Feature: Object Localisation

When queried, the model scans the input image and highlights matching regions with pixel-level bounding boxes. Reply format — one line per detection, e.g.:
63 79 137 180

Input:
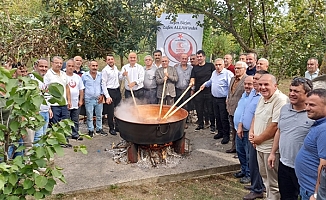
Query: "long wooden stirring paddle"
162 85 191 119
158 78 167 120
164 89 201 120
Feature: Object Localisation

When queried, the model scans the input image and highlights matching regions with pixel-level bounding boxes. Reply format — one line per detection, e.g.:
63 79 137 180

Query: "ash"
107 140 184 168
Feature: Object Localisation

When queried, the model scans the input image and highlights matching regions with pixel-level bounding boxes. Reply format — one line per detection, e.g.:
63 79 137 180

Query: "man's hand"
98 95 103 104
249 131 255 144
189 82 194 87
67 101 72 109
237 126 244 139
164 72 169 77
128 82 136 88
268 153 276 169
309 195 316 200
78 100 83 107
122 71 128 77
49 109 53 119
200 84 205 91
106 97 113 104
163 76 168 81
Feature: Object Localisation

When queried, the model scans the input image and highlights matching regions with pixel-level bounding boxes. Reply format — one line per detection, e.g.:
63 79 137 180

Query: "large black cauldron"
115 104 188 145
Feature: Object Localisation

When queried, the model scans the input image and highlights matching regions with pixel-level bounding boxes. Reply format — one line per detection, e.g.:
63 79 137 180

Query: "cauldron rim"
115 104 188 125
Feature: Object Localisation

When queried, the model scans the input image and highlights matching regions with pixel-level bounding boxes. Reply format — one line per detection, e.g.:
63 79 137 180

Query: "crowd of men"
1 49 325 200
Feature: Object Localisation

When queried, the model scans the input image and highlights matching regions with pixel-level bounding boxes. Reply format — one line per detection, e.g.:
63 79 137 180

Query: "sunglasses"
292 77 313 89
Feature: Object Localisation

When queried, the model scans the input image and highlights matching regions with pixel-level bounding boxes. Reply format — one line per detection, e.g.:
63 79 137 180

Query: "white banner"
156 13 204 66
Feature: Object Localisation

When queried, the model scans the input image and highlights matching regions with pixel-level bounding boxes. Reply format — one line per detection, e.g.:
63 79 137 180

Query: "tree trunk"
120 55 124 67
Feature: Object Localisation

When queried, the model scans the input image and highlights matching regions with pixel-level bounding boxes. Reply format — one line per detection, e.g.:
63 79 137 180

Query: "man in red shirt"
224 54 235 75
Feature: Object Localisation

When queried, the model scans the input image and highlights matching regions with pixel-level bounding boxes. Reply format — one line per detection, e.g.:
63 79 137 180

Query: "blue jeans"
236 130 250 177
8 138 24 159
300 187 313 200
85 98 103 131
68 108 80 138
34 111 49 146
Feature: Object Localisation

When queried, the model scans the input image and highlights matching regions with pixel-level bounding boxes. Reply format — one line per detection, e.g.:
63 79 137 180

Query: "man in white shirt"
44 56 72 147
66 59 85 140
305 58 319 80
120 52 145 100
30 58 52 146
102 55 121 135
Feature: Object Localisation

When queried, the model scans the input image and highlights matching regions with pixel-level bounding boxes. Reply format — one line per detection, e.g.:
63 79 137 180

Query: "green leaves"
35 175 48 188
8 173 18 186
23 179 33 189
48 83 64 98
9 121 20 132
0 174 5 190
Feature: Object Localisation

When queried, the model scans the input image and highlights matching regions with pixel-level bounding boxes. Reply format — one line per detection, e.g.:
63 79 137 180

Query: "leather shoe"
109 129 117 135
195 126 204 131
214 133 223 139
244 185 251 190
240 176 251 184
226 149 236 153
234 171 245 178
221 137 229 144
243 192 263 200
88 130 94 138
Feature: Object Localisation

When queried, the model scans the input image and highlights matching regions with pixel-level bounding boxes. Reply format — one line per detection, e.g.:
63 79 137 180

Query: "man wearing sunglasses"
268 77 314 200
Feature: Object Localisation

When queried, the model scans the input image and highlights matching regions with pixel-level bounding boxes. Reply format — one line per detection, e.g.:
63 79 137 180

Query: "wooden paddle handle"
162 85 191 119
165 89 201 119
125 71 137 108
159 79 167 118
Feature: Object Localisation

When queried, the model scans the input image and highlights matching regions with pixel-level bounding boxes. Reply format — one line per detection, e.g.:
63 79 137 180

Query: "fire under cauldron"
115 104 188 163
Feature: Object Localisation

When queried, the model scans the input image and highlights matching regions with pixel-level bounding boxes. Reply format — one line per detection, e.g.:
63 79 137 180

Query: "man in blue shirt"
233 76 254 184
295 88 326 200
82 61 107 137
200 58 233 142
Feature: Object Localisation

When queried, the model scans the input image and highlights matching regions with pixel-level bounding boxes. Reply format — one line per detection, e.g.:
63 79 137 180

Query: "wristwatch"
314 193 317 199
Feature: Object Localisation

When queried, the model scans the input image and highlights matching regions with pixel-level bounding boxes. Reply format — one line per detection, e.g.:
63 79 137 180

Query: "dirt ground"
50 173 249 200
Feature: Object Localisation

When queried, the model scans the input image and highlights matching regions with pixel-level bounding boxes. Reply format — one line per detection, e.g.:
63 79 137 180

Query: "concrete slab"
53 122 240 194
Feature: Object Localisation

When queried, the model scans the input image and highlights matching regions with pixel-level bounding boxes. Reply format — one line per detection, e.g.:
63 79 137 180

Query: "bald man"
224 54 235 75
120 52 145 100
249 74 288 199
73 56 84 76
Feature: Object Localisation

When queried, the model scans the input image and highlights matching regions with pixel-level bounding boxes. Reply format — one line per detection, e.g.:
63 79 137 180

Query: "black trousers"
248 140 264 194
194 92 214 127
212 97 229 136
278 161 299 200
104 88 121 129
125 88 144 100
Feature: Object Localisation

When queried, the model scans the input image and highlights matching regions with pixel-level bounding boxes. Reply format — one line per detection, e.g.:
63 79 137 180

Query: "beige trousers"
257 151 280 200
23 129 35 155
